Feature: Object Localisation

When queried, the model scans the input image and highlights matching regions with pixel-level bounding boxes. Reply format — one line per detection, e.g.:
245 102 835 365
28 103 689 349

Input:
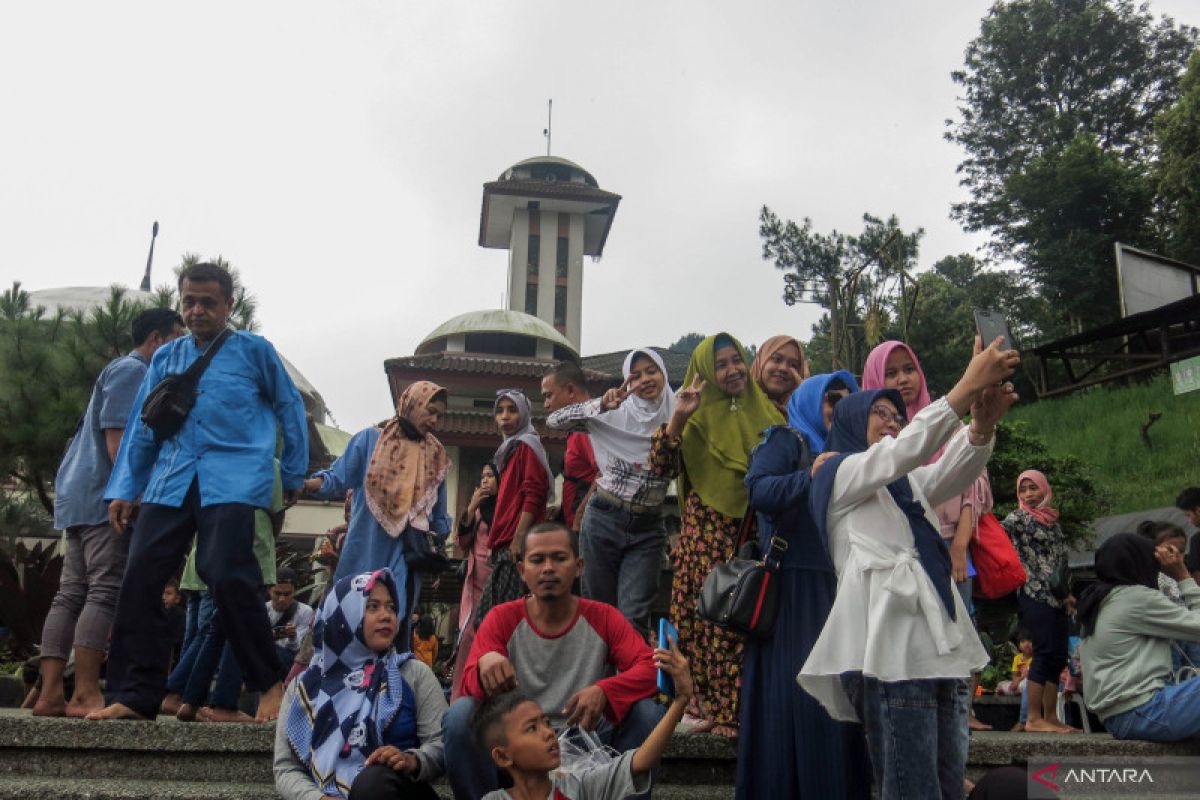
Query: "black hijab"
809 389 957 621
1077 532 1159 636
478 463 498 528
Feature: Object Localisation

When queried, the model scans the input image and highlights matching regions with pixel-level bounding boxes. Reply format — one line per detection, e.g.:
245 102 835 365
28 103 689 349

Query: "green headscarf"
678 333 785 518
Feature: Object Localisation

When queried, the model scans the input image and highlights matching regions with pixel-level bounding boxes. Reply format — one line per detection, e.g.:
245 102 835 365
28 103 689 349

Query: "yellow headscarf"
678 333 784 518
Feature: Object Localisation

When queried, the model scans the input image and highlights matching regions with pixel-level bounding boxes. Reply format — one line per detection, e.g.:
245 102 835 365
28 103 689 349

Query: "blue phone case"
657 618 678 697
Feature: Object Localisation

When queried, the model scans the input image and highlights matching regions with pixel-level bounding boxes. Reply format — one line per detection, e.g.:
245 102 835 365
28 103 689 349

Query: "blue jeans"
443 695 664 800
166 593 206 694
580 494 665 637
1104 679 1200 741
173 592 245 709
1019 681 1029 723
844 675 969 800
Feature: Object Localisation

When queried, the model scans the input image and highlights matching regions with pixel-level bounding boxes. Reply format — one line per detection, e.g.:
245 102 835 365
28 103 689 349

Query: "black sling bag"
140 328 231 443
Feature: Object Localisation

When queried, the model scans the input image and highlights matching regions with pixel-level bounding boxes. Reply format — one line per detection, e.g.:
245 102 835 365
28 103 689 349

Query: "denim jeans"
179 592 245 709
166 593 206 694
843 674 969 800
1019 681 1029 723
579 494 665 636
1104 679 1200 741
443 695 664 800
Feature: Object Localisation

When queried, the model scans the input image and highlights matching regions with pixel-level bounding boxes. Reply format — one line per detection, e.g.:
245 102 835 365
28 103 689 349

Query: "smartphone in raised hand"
657 618 679 698
973 308 1015 352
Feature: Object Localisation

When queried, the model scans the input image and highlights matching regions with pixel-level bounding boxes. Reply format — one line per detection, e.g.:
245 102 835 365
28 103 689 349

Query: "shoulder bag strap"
183 327 232 382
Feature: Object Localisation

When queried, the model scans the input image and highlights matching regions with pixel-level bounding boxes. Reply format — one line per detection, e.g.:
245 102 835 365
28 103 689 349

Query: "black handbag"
698 508 787 639
140 328 231 443
401 526 451 574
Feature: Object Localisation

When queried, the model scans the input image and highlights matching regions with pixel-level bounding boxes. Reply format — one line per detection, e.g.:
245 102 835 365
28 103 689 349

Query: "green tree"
666 333 705 357
1154 50 1200 266
947 0 1196 327
759 208 923 370
1000 134 1155 330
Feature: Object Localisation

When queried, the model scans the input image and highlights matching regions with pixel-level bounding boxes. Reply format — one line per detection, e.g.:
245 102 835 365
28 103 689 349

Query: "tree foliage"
759 207 923 370
666 332 705 357
1154 50 1200 267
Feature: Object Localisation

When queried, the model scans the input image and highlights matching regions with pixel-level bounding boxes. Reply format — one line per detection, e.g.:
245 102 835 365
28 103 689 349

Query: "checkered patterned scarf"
285 569 413 798
364 381 451 537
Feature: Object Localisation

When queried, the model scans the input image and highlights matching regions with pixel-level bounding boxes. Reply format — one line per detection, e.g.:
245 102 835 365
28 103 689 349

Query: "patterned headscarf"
493 389 555 502
751 335 806 413
363 381 451 537
1017 469 1060 527
285 569 413 799
678 333 784 518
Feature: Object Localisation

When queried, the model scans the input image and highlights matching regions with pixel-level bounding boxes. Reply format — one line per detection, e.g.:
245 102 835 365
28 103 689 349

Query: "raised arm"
546 398 604 431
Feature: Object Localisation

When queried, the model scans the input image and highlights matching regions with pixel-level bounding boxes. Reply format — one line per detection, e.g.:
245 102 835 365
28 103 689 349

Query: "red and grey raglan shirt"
461 598 657 725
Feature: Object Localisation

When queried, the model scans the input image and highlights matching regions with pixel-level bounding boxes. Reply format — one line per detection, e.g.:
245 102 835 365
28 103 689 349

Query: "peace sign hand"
673 375 706 418
602 377 639 411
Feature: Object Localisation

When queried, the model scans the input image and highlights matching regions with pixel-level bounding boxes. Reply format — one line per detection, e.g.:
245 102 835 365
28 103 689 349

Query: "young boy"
1001 633 1034 731
472 642 693 800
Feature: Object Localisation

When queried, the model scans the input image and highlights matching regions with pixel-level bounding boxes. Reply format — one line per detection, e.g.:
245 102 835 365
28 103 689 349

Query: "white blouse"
797 397 993 722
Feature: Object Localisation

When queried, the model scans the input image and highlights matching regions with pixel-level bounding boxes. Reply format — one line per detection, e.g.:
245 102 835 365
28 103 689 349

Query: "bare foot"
254 682 284 723
712 724 739 740
31 697 68 717
1053 722 1081 733
1011 722 1026 732
678 714 715 734
1024 719 1066 733
968 716 993 731
176 703 199 722
199 706 254 723
160 692 183 716
65 694 105 719
86 703 148 721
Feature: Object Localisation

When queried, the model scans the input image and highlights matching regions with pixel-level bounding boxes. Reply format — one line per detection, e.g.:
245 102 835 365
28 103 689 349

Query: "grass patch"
1006 374 1199 515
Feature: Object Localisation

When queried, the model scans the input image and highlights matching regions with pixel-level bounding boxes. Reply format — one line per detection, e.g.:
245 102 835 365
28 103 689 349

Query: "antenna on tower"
543 99 552 156
140 221 159 292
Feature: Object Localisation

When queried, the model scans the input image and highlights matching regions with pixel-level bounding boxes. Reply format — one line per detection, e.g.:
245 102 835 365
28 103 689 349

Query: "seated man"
265 567 313 681
444 522 664 800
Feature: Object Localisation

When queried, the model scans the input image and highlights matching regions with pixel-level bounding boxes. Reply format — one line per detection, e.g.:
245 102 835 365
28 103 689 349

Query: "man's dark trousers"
104 480 280 717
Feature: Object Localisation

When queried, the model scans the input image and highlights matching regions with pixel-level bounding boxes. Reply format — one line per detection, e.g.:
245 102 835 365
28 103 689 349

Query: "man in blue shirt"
89 262 308 723
33 308 184 718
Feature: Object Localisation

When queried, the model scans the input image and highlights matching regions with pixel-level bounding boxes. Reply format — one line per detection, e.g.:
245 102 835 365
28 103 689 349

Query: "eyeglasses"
824 391 847 407
869 404 908 428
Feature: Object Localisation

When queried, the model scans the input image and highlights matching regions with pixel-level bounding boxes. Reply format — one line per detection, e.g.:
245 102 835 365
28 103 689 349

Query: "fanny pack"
140 328 231 443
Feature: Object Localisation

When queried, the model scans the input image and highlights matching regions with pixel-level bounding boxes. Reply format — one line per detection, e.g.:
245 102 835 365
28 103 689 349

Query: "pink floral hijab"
1017 469 1060 527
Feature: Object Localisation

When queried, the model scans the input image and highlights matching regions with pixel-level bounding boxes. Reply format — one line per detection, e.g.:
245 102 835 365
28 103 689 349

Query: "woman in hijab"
648 333 782 738
738 370 867 800
1078 533 1200 741
1001 469 1075 733
546 348 676 636
750 335 807 413
304 381 452 639
450 463 498 700
863 339 997 731
274 568 447 800
799 340 1018 800
472 390 553 630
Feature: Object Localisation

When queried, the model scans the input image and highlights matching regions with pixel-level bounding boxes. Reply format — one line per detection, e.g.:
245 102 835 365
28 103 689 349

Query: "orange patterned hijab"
363 381 451 537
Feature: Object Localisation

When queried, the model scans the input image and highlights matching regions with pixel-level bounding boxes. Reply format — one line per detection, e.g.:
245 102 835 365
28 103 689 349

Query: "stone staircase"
0 709 737 799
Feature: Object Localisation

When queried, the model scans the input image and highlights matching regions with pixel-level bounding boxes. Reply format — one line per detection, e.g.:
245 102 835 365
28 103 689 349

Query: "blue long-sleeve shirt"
309 427 451 588
106 330 308 508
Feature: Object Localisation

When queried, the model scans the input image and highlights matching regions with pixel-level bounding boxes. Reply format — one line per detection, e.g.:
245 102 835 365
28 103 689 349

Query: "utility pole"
542 99 552 155
140 221 159 292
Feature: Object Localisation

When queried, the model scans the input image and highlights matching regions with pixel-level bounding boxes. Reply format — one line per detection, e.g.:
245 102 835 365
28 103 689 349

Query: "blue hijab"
786 370 861 453
808 389 957 621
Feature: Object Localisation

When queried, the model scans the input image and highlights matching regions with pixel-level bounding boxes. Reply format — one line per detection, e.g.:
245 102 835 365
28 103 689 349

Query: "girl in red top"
474 390 553 630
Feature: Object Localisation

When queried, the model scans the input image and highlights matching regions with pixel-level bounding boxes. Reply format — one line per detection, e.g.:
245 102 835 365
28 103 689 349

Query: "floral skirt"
669 492 746 726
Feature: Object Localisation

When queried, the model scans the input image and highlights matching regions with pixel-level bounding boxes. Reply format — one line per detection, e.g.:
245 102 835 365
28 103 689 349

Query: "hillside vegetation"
1005 374 1199 515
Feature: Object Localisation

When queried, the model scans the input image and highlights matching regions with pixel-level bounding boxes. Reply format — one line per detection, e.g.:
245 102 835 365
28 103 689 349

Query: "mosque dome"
415 308 579 360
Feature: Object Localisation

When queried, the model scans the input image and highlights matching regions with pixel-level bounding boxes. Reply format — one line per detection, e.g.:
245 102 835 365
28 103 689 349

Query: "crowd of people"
23 259 1200 800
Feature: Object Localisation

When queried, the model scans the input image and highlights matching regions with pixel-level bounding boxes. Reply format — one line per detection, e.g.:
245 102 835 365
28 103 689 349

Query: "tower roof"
479 155 621 255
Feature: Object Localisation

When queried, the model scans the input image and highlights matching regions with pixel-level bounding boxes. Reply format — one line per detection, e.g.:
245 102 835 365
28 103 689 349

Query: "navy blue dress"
736 426 870 800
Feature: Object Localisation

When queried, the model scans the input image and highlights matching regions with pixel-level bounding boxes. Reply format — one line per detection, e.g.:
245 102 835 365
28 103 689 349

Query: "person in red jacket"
474 390 554 630
444 522 664 800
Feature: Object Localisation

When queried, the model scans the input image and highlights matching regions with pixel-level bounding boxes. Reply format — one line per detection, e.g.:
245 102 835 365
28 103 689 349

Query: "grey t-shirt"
482 750 651 800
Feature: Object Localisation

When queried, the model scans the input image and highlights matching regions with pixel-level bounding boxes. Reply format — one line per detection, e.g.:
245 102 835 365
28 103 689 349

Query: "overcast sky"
3 1 1194 432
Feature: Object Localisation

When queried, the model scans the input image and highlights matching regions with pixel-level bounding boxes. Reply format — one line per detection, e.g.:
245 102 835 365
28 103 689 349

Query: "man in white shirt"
266 568 313 680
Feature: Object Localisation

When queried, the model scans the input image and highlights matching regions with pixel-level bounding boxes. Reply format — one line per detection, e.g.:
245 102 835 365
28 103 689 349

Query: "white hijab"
588 348 676 475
